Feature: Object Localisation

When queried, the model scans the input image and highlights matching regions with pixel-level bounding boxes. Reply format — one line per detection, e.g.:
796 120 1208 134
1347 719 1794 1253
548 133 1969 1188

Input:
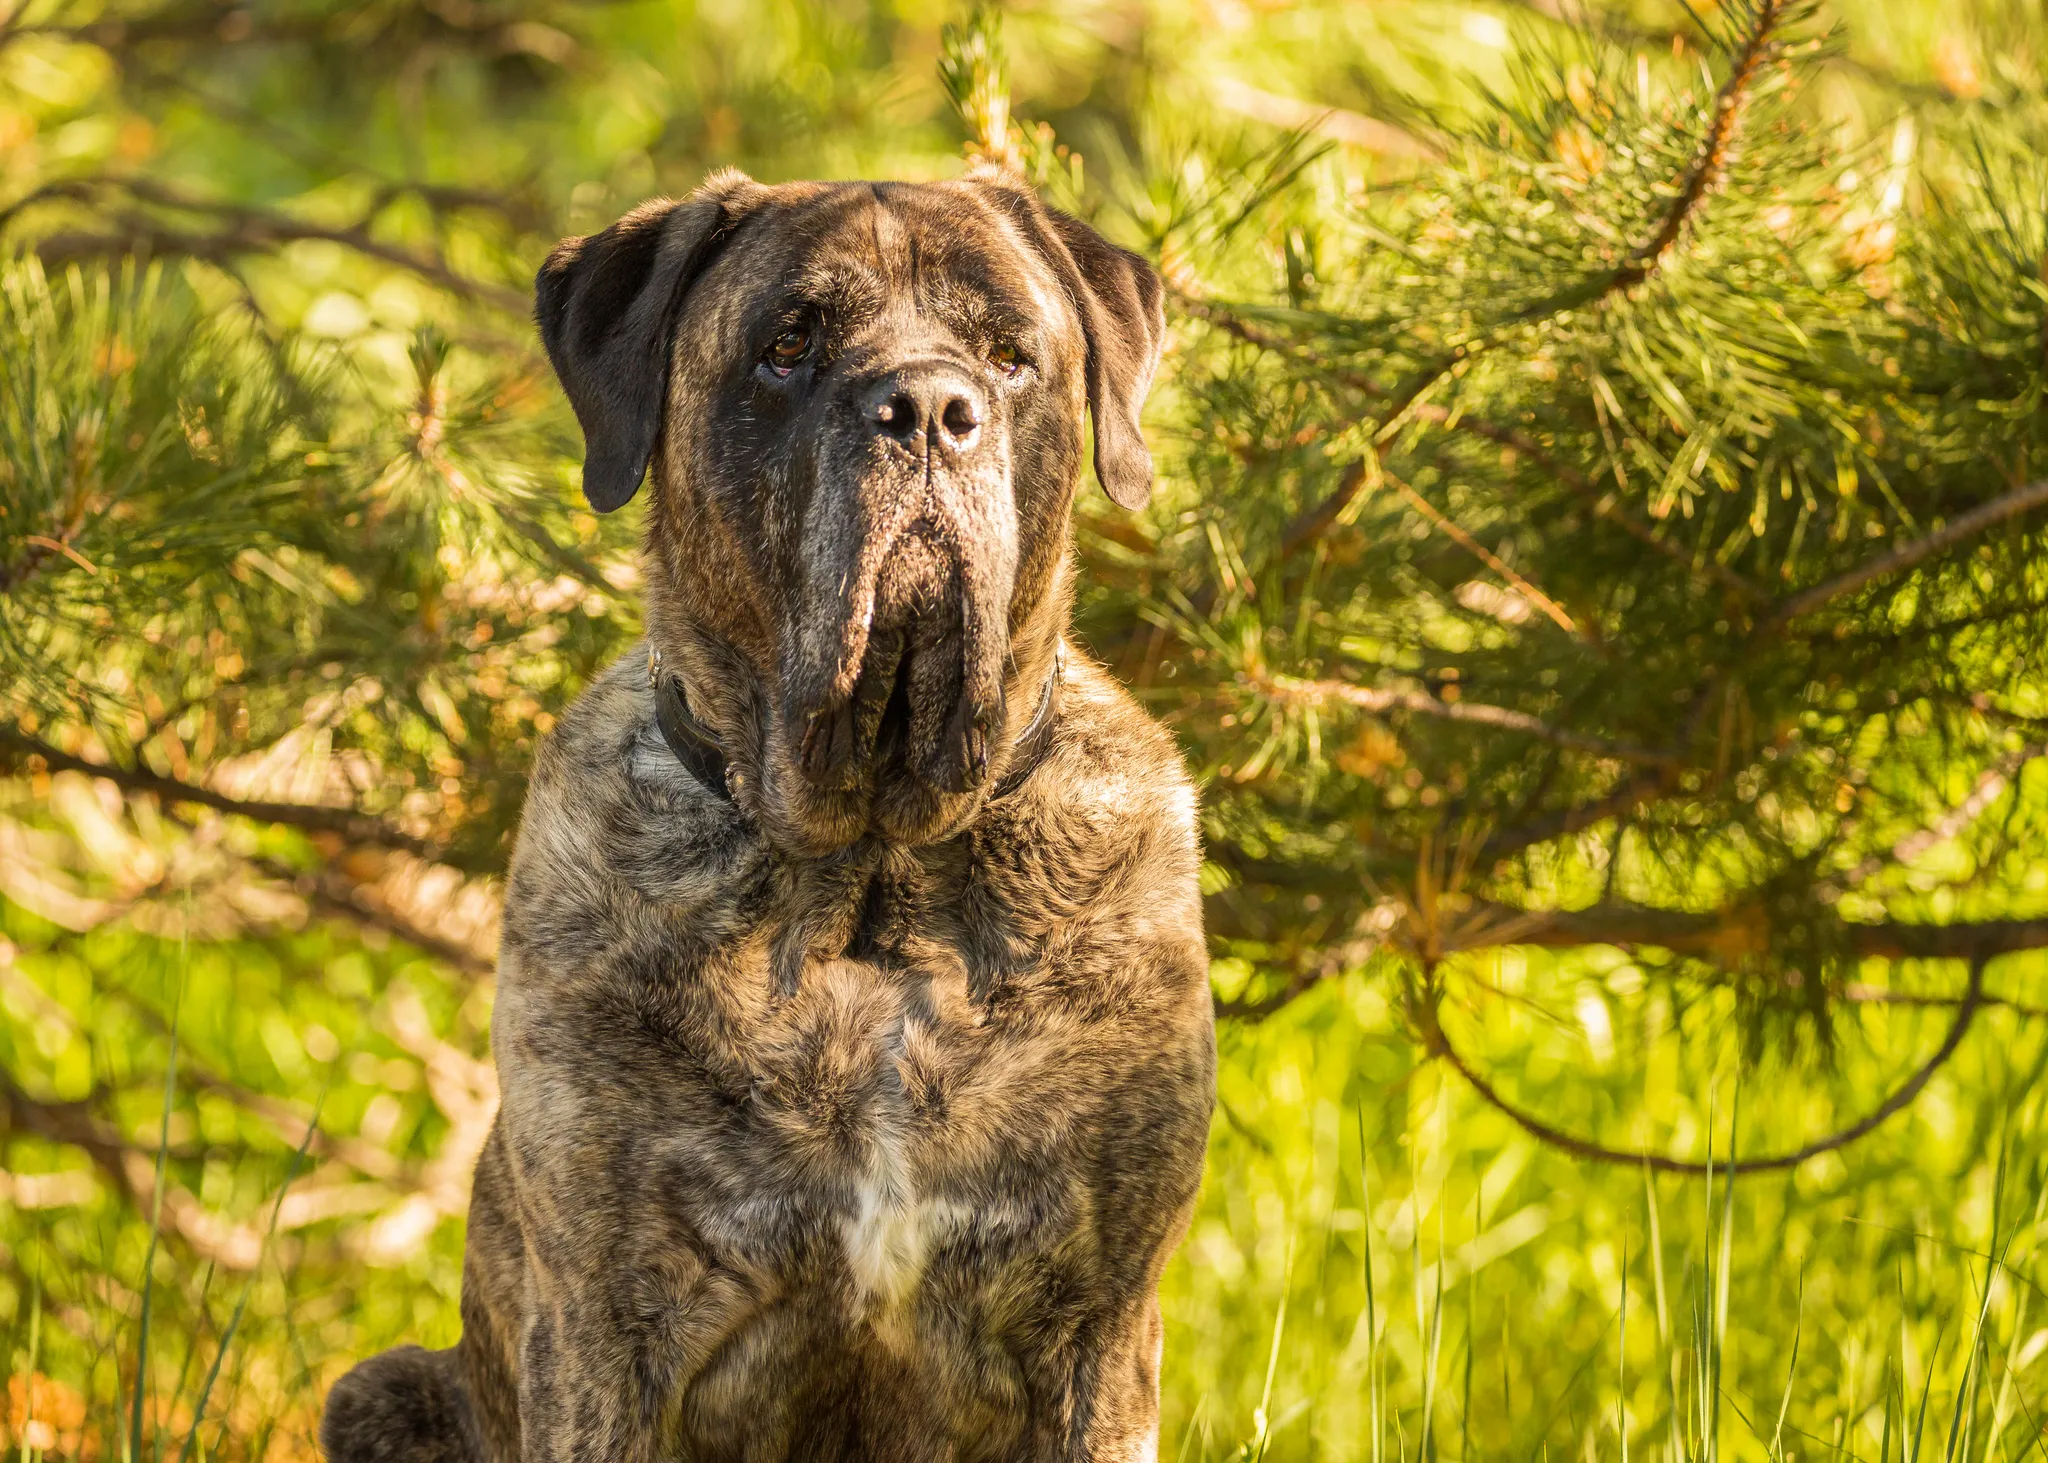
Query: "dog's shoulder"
502 646 767 971
970 649 1203 935
1046 652 1194 799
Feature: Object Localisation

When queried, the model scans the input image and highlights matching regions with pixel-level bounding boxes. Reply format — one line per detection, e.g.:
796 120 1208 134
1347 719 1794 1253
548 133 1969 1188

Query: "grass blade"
1770 1266 1803 1462
128 936 187 1463
19 1243 42 1463
177 1094 323 1463
1909 1317 1949 1463
1618 1229 1630 1463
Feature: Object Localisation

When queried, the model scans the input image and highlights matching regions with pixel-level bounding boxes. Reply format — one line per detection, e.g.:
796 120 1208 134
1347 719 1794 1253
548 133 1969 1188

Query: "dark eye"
767 327 811 373
989 342 1024 376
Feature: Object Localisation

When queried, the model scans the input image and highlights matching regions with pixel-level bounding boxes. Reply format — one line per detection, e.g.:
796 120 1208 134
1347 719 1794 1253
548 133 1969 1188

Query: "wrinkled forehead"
708 181 1078 340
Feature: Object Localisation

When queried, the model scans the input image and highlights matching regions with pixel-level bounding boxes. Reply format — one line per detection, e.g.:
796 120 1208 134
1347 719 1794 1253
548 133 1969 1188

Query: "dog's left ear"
985 184 1167 510
536 170 766 512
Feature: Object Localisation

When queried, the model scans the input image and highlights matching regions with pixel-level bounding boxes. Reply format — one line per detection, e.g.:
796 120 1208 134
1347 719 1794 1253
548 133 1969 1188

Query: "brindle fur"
322 170 1214 1463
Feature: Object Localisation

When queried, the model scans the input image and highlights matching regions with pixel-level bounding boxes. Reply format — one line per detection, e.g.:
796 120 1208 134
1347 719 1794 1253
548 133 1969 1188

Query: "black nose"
864 363 984 455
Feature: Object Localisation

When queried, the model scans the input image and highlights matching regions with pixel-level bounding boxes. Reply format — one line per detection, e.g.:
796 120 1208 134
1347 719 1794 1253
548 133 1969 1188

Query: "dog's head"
536 171 1164 855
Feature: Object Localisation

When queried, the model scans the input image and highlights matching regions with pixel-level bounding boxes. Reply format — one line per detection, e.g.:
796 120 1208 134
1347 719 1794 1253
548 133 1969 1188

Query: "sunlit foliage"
3 1 2047 1459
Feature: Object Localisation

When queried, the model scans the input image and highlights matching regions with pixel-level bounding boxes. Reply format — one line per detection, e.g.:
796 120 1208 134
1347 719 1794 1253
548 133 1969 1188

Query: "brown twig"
1767 476 2048 630
1209 892 2048 1023
1438 898 2048 963
1250 671 1678 767
1843 983 2048 1021
3 176 528 312
1424 954 1984 1176
20 535 98 576
0 727 439 860
1384 472 1582 636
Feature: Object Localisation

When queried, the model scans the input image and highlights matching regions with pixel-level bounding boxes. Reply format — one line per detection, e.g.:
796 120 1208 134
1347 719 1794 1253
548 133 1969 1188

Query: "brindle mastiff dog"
320 168 1215 1463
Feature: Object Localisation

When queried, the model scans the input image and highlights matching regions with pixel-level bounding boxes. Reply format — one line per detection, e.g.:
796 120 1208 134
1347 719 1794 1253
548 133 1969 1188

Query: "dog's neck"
641 636 1064 806
638 577 1073 854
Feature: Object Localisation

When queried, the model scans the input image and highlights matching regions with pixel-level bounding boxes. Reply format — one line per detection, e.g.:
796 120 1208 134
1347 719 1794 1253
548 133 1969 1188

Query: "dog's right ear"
536 171 764 513
968 174 1167 511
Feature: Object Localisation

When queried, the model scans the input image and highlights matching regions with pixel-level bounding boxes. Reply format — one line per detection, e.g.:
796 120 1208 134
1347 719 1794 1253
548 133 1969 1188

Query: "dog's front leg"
512 1274 663 1463
1021 1291 1172 1463
496 1096 753 1463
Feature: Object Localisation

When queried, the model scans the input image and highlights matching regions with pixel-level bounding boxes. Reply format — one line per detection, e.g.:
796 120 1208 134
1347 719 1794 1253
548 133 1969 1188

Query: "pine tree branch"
1424 954 1983 1176
1607 0 1784 292
1827 742 2045 893
1213 966 1332 1021
2 177 528 312
1344 0 1784 435
1440 900 2048 962
1384 471 1584 638
0 1067 311 1268
1172 300 1765 602
1501 0 1947 106
1767 476 2048 629
1195 0 1788 585
1251 671 1680 767
243 852 496 978
1272 455 1372 569
0 727 438 860
1212 902 2046 1026
123 63 550 233
1843 984 2048 1021
89 982 401 1181
1207 76 1443 159
0 2 569 63
0 4 291 51
0 1070 143 1173
1 944 451 1248
1479 770 1676 864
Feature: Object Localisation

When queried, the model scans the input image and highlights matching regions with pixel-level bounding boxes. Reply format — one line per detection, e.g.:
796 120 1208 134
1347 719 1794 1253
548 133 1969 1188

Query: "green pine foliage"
1127 3 2048 1060
1 2 2047 1459
0 254 627 874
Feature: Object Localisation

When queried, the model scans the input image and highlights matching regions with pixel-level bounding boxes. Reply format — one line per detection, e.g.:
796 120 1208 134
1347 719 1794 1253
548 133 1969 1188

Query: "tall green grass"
1160 953 2048 1463
2 924 2042 1462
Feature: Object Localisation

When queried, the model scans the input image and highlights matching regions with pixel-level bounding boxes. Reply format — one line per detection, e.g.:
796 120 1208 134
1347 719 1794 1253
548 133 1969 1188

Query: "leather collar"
991 645 1063 800
646 645 1063 806
648 648 734 800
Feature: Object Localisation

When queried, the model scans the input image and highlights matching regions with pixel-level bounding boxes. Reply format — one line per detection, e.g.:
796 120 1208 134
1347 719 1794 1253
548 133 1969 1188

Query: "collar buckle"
648 646 735 803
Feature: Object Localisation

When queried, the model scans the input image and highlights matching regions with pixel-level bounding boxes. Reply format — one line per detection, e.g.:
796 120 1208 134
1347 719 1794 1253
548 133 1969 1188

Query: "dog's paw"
321 1346 476 1463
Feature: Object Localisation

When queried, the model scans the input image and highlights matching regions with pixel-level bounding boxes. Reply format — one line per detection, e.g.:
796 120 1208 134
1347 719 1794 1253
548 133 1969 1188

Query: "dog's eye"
989 342 1025 376
767 328 812 373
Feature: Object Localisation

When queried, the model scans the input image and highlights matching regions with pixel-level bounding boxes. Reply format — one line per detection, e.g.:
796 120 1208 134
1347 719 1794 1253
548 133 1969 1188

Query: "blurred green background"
3 1 2048 1460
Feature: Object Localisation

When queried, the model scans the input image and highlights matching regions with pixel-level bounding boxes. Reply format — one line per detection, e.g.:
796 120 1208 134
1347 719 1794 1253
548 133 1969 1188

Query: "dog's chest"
739 945 1042 1312
518 707 1191 1347
636 855 1078 1313
833 1045 960 1314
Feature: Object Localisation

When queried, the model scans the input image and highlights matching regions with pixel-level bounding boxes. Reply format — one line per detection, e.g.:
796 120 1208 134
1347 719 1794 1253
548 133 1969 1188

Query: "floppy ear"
1043 210 1166 509
535 171 764 512
983 185 1166 510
